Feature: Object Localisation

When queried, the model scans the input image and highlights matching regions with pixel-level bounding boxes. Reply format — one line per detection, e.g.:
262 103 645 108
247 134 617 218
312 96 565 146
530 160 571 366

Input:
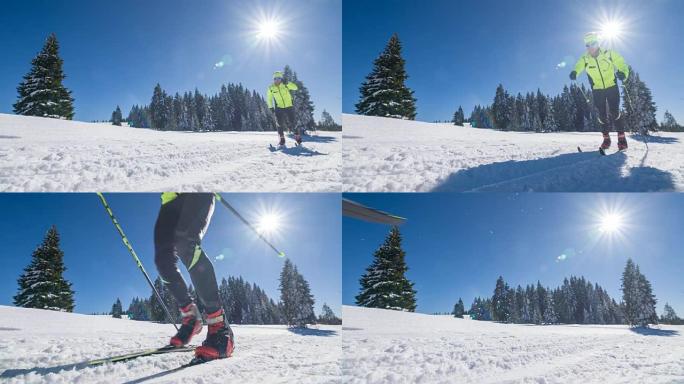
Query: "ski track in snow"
0 306 341 384
342 114 684 192
0 114 341 192
342 306 684 384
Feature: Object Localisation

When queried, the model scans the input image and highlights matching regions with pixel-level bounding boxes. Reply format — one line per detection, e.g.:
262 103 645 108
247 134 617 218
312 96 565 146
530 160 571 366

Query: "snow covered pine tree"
355 33 417 120
13 33 74 119
355 226 417 311
13 226 75 311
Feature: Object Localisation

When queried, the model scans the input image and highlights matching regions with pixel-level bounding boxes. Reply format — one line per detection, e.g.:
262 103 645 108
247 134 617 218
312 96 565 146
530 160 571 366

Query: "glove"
616 71 626 81
569 71 577 81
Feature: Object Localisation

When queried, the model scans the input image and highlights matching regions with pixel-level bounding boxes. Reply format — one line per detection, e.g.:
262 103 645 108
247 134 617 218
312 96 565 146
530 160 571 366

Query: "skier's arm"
570 56 587 80
286 82 299 91
266 87 274 109
611 50 629 81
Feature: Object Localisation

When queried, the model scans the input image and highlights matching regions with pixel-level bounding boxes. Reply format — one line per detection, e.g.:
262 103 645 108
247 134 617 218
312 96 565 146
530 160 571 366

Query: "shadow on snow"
431 151 675 192
287 327 338 337
629 327 680 337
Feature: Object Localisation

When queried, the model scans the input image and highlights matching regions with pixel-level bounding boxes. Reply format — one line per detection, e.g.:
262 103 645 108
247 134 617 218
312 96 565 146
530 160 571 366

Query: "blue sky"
343 193 684 316
0 193 341 316
0 0 341 122
343 0 684 123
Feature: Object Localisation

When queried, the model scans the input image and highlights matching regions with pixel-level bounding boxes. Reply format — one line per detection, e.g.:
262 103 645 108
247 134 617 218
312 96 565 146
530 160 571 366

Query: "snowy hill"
342 114 684 192
0 114 341 192
342 305 684 383
0 306 341 383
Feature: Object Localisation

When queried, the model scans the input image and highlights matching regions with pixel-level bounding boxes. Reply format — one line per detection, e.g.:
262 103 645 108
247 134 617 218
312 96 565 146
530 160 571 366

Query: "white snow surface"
0 114 341 192
342 305 684 384
0 306 341 383
342 114 684 192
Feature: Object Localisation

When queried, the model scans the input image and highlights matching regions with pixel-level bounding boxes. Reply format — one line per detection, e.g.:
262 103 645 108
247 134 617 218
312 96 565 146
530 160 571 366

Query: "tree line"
458 258 668 327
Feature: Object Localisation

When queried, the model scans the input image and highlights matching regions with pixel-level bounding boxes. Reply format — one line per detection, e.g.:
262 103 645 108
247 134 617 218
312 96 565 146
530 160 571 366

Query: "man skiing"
570 31 630 152
154 192 234 362
266 71 300 146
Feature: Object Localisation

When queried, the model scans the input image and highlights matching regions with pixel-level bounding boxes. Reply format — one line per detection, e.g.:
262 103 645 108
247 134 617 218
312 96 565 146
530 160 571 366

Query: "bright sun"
600 20 623 41
598 213 623 233
257 212 281 235
256 18 281 41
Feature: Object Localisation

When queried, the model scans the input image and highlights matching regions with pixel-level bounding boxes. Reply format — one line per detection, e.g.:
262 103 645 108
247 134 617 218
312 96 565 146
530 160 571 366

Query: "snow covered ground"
0 114 341 192
0 306 341 383
342 306 684 384
342 114 684 192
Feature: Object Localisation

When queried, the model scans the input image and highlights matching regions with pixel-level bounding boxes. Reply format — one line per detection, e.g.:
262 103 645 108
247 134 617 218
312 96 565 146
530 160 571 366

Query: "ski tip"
577 146 582 153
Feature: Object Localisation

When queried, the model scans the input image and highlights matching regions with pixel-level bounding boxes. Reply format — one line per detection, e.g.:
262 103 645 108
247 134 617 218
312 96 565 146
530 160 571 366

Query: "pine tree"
318 303 342 325
13 33 74 119
622 258 657 327
452 106 465 126
111 105 123 126
661 111 682 132
356 33 417 120
452 298 465 318
111 298 123 318
492 85 511 130
14 226 75 311
622 67 657 135
318 110 341 131
492 276 509 321
355 226 417 311
661 303 681 324
279 260 315 327
127 297 151 321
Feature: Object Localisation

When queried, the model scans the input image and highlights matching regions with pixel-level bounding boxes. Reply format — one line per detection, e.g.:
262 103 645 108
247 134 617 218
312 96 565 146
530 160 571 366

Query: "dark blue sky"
0 193 341 316
343 193 684 316
343 0 684 123
0 0 341 122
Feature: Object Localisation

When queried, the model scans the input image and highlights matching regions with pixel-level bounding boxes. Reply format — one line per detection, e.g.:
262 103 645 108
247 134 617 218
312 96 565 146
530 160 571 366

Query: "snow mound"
0 305 341 383
342 305 684 384
342 114 684 192
0 114 341 192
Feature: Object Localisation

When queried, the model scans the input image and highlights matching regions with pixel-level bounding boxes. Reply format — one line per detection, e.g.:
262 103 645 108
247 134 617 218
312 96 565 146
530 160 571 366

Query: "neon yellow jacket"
573 49 629 90
266 82 298 109
161 192 178 205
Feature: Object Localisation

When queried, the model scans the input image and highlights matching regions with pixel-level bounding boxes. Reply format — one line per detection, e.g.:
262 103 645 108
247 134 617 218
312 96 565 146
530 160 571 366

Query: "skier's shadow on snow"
299 134 338 144
287 327 338 337
431 151 675 192
631 134 679 144
629 327 680 337
269 145 328 156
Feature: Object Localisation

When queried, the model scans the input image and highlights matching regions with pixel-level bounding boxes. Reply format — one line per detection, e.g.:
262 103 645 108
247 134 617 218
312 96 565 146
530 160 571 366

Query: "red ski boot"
278 135 286 147
194 309 235 361
170 302 202 347
617 132 628 151
295 134 302 146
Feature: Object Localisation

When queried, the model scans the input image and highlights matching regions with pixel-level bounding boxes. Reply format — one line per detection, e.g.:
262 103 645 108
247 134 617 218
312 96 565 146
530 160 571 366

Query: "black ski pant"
274 106 298 137
592 85 624 135
154 193 222 314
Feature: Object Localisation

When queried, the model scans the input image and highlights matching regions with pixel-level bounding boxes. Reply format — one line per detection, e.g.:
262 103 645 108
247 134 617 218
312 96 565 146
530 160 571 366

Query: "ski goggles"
585 41 599 48
273 77 283 81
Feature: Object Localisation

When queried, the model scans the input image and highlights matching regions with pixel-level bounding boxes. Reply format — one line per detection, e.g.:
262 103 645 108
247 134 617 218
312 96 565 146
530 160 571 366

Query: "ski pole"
96 193 179 331
213 193 286 258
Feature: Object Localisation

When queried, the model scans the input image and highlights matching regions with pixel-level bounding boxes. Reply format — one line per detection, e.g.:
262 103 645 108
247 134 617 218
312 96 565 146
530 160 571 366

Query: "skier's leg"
592 88 611 149
173 193 222 314
275 108 286 144
155 197 202 347
154 199 192 307
288 107 301 143
608 85 627 149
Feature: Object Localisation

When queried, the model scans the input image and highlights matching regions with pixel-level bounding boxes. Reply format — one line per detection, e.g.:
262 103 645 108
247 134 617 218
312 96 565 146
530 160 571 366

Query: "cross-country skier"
154 192 234 361
266 71 300 146
570 31 630 151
